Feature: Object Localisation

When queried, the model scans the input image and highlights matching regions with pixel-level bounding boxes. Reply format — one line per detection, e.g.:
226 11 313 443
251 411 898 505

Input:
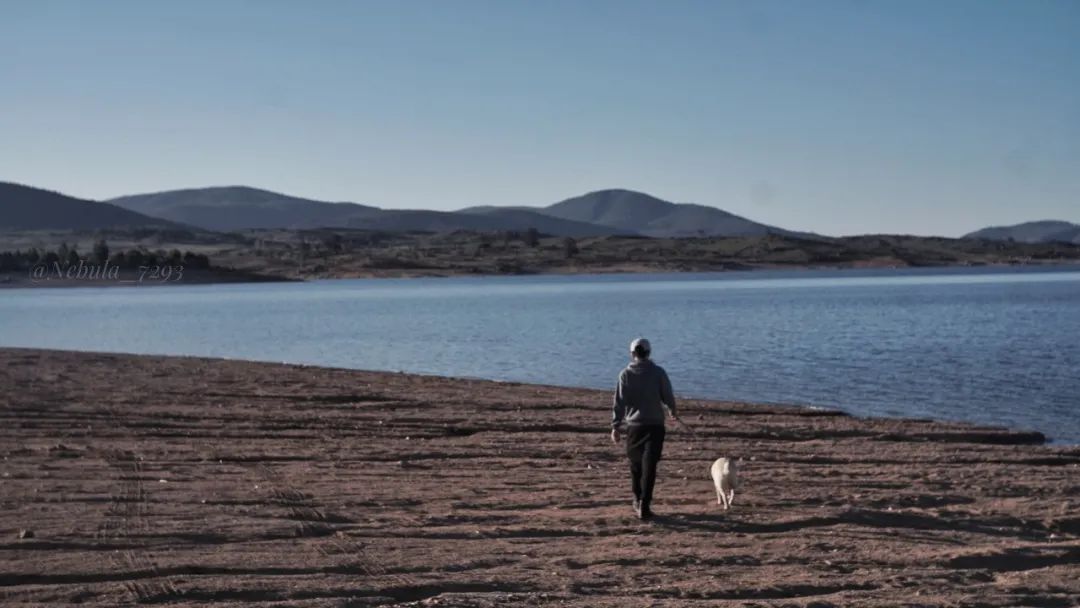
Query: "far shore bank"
293 257 1080 280
5 228 1079 287
1 347 1077 606
0 266 297 288
3 257 1078 287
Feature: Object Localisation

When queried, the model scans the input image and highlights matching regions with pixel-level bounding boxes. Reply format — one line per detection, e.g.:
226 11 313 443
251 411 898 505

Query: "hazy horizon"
3 0 1078 237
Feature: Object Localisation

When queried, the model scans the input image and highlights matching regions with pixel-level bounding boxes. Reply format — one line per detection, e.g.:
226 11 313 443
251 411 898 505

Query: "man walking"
611 338 678 520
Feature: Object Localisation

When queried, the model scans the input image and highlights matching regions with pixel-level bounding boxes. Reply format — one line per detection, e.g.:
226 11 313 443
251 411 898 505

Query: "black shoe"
639 505 654 521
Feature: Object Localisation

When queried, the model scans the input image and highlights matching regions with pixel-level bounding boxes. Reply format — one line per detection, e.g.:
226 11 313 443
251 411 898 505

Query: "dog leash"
672 414 698 436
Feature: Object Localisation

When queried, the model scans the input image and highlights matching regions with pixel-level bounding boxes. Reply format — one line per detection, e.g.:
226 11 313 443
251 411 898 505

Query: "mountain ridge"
0 182 186 231
498 188 813 238
110 186 627 236
964 220 1080 245
11 180 1074 240
109 185 800 237
109 186 380 232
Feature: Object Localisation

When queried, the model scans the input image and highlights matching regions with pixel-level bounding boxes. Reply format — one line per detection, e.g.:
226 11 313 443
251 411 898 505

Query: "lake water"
2 267 1078 443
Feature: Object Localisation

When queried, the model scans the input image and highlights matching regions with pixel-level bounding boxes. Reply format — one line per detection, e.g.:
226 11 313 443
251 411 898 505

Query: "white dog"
710 458 738 509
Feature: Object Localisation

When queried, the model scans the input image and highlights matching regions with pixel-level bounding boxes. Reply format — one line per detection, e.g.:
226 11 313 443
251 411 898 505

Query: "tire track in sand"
254 463 419 590
96 450 181 603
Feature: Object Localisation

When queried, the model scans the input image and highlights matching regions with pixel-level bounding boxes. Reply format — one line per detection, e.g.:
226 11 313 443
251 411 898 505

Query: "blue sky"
2 0 1077 236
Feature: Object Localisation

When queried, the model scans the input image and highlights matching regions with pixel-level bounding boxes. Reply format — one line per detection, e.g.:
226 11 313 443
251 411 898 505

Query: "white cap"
630 338 651 355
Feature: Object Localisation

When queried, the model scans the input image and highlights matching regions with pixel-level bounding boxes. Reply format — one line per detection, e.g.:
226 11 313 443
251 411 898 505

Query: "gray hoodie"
612 359 676 428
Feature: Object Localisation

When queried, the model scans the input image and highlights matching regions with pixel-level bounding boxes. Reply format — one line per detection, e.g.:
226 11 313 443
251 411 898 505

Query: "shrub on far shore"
0 240 213 272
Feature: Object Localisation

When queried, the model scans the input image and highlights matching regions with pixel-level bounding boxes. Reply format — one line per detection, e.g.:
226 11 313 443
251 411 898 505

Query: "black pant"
625 424 665 509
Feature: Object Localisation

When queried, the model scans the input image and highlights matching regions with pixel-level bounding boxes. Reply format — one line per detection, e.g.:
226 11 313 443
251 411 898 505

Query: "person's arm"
660 368 677 418
611 372 626 442
612 372 627 428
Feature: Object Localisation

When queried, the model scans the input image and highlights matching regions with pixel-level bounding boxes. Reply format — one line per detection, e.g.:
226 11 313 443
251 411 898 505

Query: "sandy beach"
1 348 1077 607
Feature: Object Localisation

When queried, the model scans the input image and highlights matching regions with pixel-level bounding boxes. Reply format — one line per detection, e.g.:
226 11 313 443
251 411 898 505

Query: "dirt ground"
1 348 1078 607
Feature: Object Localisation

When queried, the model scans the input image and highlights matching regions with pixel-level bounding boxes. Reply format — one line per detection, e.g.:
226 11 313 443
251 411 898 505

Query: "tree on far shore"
563 237 578 258
92 239 109 264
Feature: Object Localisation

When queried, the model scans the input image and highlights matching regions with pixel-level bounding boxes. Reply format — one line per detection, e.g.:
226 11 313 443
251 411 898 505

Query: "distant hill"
343 209 526 233
463 189 804 238
100 184 811 237
540 189 806 238
111 186 627 236
109 186 380 232
964 220 1080 245
0 182 182 230
445 207 630 236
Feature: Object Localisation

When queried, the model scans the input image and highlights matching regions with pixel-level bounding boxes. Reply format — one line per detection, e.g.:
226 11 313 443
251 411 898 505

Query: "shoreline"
0 345 1064 445
2 348 1077 606
0 267 297 289
2 257 1078 287
284 259 1080 282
